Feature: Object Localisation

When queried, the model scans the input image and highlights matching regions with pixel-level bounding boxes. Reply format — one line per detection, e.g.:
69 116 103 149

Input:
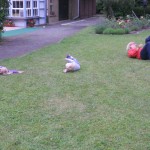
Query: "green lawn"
0 27 150 150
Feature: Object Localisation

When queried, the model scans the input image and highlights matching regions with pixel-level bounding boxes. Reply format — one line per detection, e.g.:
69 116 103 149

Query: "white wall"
8 0 47 27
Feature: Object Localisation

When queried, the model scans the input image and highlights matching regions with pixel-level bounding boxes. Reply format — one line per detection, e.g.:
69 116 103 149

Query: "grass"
0 27 150 150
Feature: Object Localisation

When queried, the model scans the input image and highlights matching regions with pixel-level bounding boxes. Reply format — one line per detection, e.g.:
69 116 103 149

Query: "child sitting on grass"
63 55 80 73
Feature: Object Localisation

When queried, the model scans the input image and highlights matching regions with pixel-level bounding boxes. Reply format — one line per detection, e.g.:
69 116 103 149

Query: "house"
7 0 46 27
7 0 96 27
47 0 96 23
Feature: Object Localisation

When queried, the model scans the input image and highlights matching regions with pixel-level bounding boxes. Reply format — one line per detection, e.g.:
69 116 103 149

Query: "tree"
116 0 135 17
99 0 136 18
0 0 10 40
0 0 10 30
102 0 119 18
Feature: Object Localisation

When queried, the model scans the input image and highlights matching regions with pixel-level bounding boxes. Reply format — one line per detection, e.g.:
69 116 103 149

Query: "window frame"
12 0 24 17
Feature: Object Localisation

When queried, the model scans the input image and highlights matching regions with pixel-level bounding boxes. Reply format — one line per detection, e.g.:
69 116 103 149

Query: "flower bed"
27 19 35 27
4 20 15 27
95 15 150 35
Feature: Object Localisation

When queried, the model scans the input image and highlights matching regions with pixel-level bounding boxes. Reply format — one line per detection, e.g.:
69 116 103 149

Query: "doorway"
59 0 69 20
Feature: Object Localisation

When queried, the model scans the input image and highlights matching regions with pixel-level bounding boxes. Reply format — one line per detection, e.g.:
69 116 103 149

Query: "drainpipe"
73 0 80 20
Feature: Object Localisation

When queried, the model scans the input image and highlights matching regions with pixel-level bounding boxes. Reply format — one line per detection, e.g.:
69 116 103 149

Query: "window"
49 0 54 16
26 1 30 8
33 1 37 8
11 0 38 17
33 9 38 16
12 0 23 17
13 1 23 8
26 0 31 17
27 9 31 17
50 5 53 12
33 0 38 16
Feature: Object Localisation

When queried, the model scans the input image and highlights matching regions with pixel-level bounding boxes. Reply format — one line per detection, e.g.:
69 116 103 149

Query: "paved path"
0 15 105 60
4 26 24 31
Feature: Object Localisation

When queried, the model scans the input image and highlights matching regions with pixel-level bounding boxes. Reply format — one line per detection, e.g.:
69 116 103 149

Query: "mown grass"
0 27 150 150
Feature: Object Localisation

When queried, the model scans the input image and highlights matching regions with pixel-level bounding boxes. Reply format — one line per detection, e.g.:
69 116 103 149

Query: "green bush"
131 18 143 29
0 21 3 41
145 6 150 14
0 22 3 41
103 28 129 35
95 25 106 34
0 0 10 41
101 0 135 18
113 0 134 18
0 21 3 30
96 0 103 14
95 19 114 34
133 6 150 17
95 15 150 35
133 7 145 17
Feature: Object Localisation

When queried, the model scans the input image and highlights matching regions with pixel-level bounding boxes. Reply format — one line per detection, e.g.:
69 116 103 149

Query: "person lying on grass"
127 36 150 60
63 54 80 73
0 66 24 75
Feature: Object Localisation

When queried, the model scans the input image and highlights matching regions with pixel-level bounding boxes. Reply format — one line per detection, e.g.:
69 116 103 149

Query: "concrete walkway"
4 26 24 31
0 15 105 60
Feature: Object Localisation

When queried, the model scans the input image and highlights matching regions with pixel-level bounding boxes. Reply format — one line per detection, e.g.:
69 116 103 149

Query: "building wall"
47 0 96 24
39 0 47 24
69 0 78 19
69 0 96 20
8 0 47 27
79 0 96 19
8 0 96 27
47 0 59 23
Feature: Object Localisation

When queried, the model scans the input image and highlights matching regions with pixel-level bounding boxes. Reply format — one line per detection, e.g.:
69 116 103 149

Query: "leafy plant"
99 0 135 18
95 15 150 34
95 25 106 34
0 0 10 40
0 22 3 30
27 19 35 27
103 27 129 34
96 0 104 13
0 0 10 22
4 19 14 27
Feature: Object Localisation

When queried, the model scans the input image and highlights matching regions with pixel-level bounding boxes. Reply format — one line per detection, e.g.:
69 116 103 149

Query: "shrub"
0 22 3 41
95 15 150 35
3 19 15 27
95 20 110 34
133 7 145 17
27 19 35 27
0 0 10 41
101 0 135 18
95 25 106 34
133 6 150 17
95 18 125 35
141 15 150 28
130 18 143 29
103 28 129 35
145 6 150 14
0 22 3 30
96 0 103 14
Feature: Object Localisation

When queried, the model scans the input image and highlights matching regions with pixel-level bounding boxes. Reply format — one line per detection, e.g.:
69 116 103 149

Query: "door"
59 0 69 20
